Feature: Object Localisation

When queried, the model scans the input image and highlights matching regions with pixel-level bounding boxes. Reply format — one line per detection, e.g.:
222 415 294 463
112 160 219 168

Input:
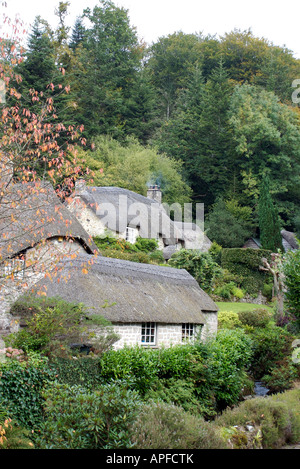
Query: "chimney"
147 185 162 204
75 178 87 193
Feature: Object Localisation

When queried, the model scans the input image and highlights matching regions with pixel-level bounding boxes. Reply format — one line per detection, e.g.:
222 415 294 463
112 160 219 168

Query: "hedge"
221 248 272 295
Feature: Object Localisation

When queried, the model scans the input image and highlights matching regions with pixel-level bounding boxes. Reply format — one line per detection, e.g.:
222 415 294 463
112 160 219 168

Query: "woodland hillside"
3 0 300 249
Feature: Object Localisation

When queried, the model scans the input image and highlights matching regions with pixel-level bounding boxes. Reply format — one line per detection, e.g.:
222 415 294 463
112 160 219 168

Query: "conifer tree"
258 175 283 251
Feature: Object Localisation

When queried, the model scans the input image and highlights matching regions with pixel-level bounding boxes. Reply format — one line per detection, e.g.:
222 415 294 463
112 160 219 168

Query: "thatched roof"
32 254 217 324
71 185 181 245
281 230 299 251
0 182 98 260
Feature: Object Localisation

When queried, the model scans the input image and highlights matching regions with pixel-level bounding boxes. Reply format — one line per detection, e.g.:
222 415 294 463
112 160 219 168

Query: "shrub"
35 381 141 449
0 353 56 430
148 250 165 264
130 400 227 449
283 248 300 328
168 249 222 291
100 248 151 263
7 296 116 358
221 248 272 295
214 282 244 300
249 327 295 379
262 358 298 394
217 311 242 329
204 329 254 409
0 418 34 449
238 308 272 328
216 390 300 448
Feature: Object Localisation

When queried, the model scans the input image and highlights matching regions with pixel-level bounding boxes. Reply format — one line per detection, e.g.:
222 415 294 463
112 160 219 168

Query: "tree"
283 249 300 329
258 175 283 252
206 198 252 248
229 84 300 226
0 10 90 304
75 135 192 206
70 0 143 141
146 32 204 120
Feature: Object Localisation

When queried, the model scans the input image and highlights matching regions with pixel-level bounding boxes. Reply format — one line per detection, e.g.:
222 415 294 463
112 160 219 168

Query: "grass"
216 302 274 313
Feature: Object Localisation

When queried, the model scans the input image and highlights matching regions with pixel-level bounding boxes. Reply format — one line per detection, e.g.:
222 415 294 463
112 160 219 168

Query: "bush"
238 308 272 328
283 248 300 328
0 418 34 449
0 353 56 430
168 249 222 291
8 296 90 357
249 327 295 379
100 248 151 264
35 381 141 449
216 389 300 448
130 400 227 449
204 329 254 409
262 358 298 394
217 311 242 329
214 282 244 300
221 248 272 295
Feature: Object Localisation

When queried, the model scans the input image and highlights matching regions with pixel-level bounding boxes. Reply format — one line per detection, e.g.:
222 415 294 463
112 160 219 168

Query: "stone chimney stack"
147 185 162 204
75 178 87 193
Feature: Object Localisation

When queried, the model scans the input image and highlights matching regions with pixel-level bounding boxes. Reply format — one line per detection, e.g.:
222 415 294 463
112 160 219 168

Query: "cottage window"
125 227 136 244
141 322 156 345
4 257 25 279
182 323 194 342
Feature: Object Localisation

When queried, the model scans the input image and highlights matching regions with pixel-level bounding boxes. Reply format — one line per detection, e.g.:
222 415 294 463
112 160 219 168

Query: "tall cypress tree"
258 175 283 251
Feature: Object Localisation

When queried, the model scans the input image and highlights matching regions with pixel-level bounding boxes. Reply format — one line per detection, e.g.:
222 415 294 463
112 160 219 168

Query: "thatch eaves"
281 230 299 251
32 254 218 324
0 182 98 260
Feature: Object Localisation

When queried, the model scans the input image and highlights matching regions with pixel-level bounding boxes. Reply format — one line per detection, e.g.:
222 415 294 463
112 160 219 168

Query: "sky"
2 0 300 58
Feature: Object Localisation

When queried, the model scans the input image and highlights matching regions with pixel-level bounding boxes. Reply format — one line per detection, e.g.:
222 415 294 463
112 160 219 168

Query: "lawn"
216 302 274 313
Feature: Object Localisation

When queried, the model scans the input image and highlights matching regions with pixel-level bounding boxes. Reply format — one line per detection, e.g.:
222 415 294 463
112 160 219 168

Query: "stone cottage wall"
0 238 87 335
104 322 214 350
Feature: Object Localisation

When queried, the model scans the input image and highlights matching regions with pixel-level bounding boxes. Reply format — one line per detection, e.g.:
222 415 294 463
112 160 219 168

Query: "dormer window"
125 226 136 244
4 256 25 279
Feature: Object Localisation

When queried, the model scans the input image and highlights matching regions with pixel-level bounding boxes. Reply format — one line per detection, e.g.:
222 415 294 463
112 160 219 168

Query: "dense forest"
5 0 300 247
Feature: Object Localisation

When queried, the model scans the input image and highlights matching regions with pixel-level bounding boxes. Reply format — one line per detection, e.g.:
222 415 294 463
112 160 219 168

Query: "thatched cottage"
0 181 98 334
243 230 299 252
66 182 211 257
32 254 218 348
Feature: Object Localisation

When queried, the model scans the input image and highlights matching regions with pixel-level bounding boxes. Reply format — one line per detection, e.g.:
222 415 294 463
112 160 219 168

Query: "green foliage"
249 326 295 379
221 248 272 295
0 418 34 449
217 311 242 329
168 249 222 291
283 248 300 327
258 175 283 251
204 329 254 409
82 135 192 205
130 400 227 449
214 282 244 300
35 381 141 449
262 358 298 394
48 357 104 390
0 354 56 430
238 308 273 328
216 389 300 448
7 296 91 358
206 199 253 248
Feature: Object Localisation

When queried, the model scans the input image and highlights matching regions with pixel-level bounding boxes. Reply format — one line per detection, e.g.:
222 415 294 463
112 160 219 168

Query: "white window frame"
182 323 195 342
125 226 136 244
4 257 25 279
141 322 157 346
